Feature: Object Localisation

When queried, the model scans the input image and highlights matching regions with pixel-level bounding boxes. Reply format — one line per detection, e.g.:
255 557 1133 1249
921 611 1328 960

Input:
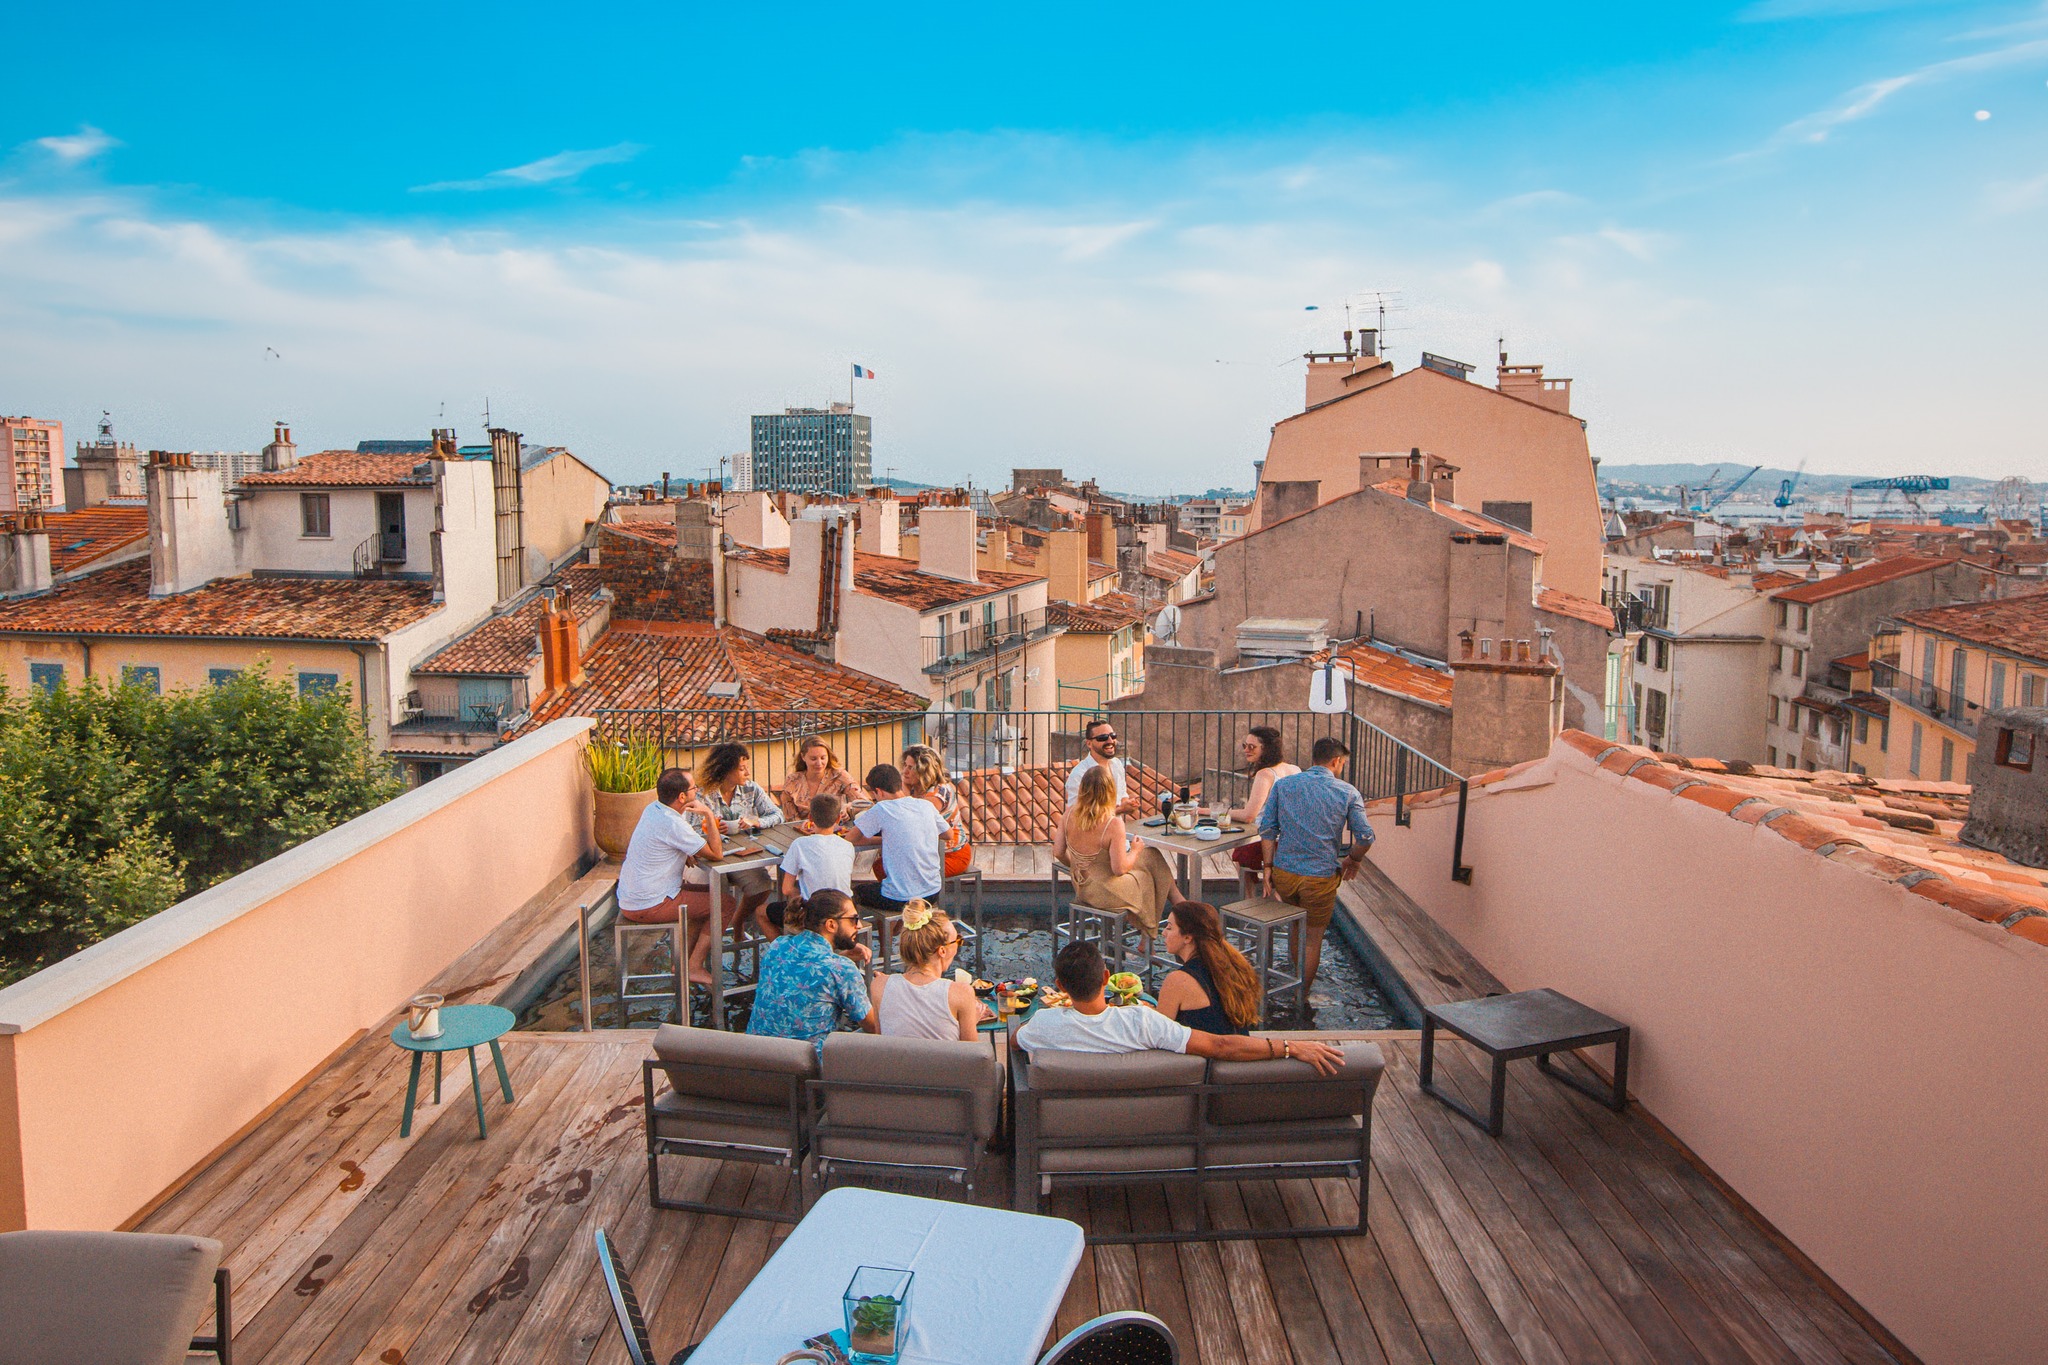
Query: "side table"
1419 988 1629 1137
392 1003 517 1139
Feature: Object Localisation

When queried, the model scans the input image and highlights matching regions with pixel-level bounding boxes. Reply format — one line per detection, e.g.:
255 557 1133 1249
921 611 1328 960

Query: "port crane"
1848 475 1950 520
1774 460 1806 511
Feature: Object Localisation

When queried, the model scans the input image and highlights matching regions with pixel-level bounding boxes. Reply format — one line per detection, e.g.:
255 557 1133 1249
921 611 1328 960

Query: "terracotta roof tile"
1770 555 1958 605
736 547 1043 611
1142 549 1203 579
1536 587 1614 629
238 451 434 488
1048 592 1150 633
520 621 926 738
1318 644 1453 708
1895 589 2048 666
1546 733 2048 947
601 520 677 547
416 565 609 675
0 559 438 641
39 506 150 573
958 759 1177 844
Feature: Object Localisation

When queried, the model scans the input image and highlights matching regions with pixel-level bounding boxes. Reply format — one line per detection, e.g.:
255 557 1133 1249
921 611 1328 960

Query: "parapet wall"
0 719 596 1232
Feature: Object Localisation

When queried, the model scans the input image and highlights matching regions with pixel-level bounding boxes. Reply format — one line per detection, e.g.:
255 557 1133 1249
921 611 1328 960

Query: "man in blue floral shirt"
746 889 876 1046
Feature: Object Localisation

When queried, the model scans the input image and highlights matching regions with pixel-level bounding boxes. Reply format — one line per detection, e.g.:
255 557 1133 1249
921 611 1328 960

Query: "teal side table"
391 1003 516 1139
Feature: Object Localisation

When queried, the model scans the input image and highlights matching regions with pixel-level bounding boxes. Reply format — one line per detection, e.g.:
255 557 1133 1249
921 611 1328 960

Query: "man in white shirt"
849 762 950 917
617 768 725 984
1064 718 1142 816
1015 942 1345 1071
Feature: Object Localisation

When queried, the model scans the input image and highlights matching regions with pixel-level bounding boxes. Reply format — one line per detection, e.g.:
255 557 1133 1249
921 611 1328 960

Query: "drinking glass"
843 1265 913 1364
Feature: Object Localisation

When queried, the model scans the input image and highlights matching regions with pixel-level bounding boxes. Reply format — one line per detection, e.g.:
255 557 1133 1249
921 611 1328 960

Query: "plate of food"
1106 971 1143 1004
1038 989 1072 1008
971 978 996 997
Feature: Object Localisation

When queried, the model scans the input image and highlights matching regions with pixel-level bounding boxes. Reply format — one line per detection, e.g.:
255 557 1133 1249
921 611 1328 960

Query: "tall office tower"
729 447 753 493
1 416 63 511
749 403 872 496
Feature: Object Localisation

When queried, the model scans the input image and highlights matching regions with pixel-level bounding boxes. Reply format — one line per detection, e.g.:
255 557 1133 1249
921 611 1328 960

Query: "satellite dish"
1153 603 1181 646
1308 660 1349 714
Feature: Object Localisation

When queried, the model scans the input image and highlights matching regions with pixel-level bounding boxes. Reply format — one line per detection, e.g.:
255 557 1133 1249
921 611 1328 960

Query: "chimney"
539 587 586 694
790 510 853 652
1961 710 2048 866
858 490 901 557
1449 644 1564 774
1047 527 1088 603
146 452 237 597
1405 447 1435 508
917 505 979 583
675 497 724 626
0 512 53 595
489 427 525 602
260 422 297 473
430 427 458 461
1496 357 1573 415
1086 511 1115 568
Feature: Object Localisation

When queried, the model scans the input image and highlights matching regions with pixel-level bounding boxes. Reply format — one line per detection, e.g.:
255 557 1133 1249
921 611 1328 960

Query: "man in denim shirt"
1259 735 1374 994
746 890 877 1047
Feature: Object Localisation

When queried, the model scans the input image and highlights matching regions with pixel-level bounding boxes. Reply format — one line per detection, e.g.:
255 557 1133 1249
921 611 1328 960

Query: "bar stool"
613 919 680 1026
1220 897 1309 1024
944 867 986 974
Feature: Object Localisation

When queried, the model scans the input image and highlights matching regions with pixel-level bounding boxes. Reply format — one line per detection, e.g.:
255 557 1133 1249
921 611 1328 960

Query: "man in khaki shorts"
1258 735 1375 995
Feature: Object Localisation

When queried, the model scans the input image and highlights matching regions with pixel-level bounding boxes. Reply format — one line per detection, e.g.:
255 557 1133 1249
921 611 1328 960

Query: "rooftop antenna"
482 397 492 430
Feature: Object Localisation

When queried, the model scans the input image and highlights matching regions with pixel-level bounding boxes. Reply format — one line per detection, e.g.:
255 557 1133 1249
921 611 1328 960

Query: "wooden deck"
139 862 1910 1365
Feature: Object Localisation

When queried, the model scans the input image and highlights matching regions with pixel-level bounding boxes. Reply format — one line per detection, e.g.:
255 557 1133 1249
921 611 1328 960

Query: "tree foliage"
0 669 403 984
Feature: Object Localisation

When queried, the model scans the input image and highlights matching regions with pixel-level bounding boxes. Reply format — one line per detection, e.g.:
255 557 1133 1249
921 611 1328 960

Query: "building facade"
749 405 872 496
2 417 63 512
1604 555 1772 760
1876 591 2048 783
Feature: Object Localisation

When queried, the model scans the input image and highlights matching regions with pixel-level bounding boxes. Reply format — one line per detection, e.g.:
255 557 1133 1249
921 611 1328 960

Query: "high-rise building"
1 417 63 512
729 447 753 493
749 404 871 495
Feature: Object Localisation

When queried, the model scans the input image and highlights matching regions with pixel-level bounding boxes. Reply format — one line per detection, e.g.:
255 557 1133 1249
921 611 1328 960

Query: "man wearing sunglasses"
1064 717 1142 817
747 889 879 1047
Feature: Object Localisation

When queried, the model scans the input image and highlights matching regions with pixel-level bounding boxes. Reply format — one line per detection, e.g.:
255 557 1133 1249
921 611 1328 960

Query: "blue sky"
4 1 2045 492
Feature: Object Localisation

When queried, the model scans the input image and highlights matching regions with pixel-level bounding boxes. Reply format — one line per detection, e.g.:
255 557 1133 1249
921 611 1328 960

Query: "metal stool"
1221 897 1309 1024
945 867 986 974
613 919 680 1026
1052 860 1173 985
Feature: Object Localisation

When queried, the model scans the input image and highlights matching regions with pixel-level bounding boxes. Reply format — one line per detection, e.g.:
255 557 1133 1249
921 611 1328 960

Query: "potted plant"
587 738 664 859
842 1266 912 1363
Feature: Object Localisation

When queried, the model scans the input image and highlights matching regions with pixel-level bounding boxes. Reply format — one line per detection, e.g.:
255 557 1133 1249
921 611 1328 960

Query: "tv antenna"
482 397 492 430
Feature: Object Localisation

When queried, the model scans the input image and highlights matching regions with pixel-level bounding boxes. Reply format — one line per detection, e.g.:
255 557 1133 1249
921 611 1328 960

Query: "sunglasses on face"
1091 733 1117 743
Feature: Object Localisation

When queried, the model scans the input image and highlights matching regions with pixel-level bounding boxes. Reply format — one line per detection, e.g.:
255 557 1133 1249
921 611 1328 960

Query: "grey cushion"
652 1091 800 1152
1028 1050 1206 1141
1042 1143 1199 1175
1207 1114 1368 1167
0 1230 221 1365
1207 1041 1385 1125
818 1033 1000 1144
651 1023 815 1107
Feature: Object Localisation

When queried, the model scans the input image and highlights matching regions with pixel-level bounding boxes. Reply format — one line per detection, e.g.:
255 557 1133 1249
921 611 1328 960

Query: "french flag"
853 363 877 379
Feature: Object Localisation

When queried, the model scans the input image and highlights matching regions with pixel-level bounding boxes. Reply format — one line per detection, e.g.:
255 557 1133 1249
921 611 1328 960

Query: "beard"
831 922 859 953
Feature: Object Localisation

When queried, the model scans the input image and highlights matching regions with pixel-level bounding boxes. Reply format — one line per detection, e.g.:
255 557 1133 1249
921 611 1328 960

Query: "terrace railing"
1873 664 1980 737
922 607 1062 675
587 705 1473 882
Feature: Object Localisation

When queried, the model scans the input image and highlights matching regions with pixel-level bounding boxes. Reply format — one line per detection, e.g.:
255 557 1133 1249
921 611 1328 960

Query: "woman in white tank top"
868 901 985 1043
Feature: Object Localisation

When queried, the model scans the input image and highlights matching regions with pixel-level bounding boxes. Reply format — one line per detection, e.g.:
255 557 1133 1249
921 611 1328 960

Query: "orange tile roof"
1770 555 1957 604
1411 733 2048 947
601 519 677 547
416 565 609 675
1895 589 2048 665
1536 587 1614 629
958 759 1177 844
1751 570 1804 592
238 451 434 488
0 560 437 640
41 506 149 573
1047 592 1150 633
735 547 1043 611
520 622 926 737
1317 644 1453 708
1361 480 1549 553
1143 549 1203 579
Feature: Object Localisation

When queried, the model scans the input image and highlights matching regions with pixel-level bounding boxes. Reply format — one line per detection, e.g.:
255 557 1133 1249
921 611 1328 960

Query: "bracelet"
1266 1038 1277 1059
1283 1040 1292 1060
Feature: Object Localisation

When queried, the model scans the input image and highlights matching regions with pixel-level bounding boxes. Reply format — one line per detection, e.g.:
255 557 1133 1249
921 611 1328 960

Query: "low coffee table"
1419 988 1629 1137
392 1003 516 1140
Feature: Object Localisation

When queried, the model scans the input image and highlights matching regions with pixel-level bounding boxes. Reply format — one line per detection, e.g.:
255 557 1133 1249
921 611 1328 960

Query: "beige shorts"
1270 868 1341 935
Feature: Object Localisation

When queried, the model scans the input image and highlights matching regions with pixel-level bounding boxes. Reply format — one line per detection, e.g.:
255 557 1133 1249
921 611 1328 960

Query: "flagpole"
849 364 855 410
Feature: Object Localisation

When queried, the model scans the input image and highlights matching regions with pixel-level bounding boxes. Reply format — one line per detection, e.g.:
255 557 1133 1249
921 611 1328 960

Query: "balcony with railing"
391 675 531 736
921 605 1060 675
1873 661 1980 737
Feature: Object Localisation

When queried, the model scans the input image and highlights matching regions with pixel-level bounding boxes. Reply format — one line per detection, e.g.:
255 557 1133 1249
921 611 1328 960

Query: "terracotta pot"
593 787 656 859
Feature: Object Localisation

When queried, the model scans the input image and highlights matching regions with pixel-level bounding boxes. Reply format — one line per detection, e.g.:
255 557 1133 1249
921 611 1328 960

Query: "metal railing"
922 607 1061 675
587 705 1474 882
1873 665 1979 737
394 676 531 732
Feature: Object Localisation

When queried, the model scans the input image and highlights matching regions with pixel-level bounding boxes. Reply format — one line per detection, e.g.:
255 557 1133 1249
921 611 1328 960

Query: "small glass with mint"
843 1265 914 1364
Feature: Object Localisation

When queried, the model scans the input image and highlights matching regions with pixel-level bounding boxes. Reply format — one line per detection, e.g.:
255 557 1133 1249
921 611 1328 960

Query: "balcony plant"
586 738 664 859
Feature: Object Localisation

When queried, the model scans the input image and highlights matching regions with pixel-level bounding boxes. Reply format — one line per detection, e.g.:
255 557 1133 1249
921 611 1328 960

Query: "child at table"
773 795 857 933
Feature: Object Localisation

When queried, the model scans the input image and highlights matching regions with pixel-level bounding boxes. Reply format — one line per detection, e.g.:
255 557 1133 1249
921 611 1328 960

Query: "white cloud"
412 142 645 193
31 126 119 164
1986 167 2048 211
1741 36 2048 155
1739 0 1960 20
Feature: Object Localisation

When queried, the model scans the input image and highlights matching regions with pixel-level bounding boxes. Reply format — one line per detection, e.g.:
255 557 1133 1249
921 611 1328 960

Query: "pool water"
513 887 1407 1033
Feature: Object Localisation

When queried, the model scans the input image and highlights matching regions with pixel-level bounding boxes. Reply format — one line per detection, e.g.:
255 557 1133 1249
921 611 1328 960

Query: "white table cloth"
686 1187 1085 1365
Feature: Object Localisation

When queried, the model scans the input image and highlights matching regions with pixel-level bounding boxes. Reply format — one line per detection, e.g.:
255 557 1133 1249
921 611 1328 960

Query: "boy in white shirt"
849 763 950 917
778 795 857 901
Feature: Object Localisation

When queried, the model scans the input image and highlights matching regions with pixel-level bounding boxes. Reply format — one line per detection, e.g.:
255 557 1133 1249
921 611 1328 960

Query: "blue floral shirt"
746 932 869 1046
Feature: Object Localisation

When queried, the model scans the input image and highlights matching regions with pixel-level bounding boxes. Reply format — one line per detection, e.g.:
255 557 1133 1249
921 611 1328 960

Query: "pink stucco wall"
1367 744 2048 1365
0 720 595 1232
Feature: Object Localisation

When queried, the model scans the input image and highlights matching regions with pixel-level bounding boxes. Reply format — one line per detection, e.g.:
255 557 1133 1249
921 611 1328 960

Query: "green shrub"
586 738 664 793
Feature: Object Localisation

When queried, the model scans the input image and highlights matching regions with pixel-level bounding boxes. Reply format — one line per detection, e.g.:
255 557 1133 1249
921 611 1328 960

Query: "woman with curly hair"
697 742 785 934
867 900 984 1042
900 743 973 878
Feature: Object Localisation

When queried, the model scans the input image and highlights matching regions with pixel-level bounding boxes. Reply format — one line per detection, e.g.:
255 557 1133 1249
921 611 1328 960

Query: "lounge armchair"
1011 1040 1384 1243
1039 1310 1179 1364
0 1229 232 1365
807 1033 1001 1202
645 1023 813 1223
595 1227 695 1365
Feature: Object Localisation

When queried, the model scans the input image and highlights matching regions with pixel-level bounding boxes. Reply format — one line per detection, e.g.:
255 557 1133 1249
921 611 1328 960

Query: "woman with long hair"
867 900 985 1042
900 743 973 878
779 735 867 823
1154 900 1261 1034
697 742 785 934
1052 764 1185 937
1229 725 1300 893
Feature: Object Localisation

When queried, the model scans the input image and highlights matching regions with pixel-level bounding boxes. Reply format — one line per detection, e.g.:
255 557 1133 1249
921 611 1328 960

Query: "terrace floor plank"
130 863 1908 1365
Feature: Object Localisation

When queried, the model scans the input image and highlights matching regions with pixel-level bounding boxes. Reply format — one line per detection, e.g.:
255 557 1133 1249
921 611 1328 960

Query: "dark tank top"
1174 953 1248 1035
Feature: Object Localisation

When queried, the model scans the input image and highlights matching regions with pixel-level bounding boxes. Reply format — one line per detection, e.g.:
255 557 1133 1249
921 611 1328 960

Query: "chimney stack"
539 587 587 695
857 489 900 557
0 512 53 595
1405 447 1435 508
1047 527 1088 603
147 452 237 597
260 422 297 473
916 505 979 584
